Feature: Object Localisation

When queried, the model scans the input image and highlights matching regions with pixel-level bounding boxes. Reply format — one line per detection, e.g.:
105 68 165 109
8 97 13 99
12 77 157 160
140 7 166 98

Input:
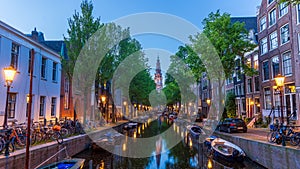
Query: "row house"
0 21 61 125
226 17 258 118
257 0 300 125
26 31 74 121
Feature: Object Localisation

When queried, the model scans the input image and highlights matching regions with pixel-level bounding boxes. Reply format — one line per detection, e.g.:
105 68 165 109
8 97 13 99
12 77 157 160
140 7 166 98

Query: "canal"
74 119 266 169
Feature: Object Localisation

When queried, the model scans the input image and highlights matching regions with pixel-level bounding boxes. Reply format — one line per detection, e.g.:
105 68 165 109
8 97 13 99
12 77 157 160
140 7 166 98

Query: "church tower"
154 56 163 92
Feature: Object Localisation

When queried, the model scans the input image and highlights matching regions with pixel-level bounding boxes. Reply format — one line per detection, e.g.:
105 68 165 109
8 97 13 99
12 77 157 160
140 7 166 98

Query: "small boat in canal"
37 158 85 169
187 125 202 138
122 122 138 130
205 136 246 162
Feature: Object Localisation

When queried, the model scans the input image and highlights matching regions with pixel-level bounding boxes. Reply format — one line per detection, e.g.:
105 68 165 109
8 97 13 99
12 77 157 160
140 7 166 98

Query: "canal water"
74 120 266 169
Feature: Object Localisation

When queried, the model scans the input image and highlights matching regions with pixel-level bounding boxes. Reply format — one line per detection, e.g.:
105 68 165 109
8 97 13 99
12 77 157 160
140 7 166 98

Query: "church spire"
154 55 163 92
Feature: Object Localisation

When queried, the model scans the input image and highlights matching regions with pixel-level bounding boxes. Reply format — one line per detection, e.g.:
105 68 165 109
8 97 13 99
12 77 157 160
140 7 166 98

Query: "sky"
0 0 261 71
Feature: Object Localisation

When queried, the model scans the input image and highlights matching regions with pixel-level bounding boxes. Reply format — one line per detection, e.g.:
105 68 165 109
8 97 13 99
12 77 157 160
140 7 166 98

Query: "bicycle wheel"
290 132 300 146
60 128 68 138
267 131 277 143
52 132 63 144
0 137 5 152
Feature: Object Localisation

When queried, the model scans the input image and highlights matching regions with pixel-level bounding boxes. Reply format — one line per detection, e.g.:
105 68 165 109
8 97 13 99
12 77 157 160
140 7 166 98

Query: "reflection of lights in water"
145 122 147 128
207 158 213 169
181 131 184 138
189 139 193 147
134 132 137 139
142 124 144 130
122 143 126 151
138 127 141 134
173 124 176 131
177 126 180 134
148 119 150 125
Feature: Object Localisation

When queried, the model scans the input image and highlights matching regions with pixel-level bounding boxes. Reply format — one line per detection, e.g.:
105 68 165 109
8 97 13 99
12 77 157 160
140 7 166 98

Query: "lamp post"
100 94 107 122
274 74 285 125
206 98 211 116
3 66 17 128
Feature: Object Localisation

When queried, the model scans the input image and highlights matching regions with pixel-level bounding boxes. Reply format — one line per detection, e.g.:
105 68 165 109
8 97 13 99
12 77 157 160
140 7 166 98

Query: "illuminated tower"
154 56 163 92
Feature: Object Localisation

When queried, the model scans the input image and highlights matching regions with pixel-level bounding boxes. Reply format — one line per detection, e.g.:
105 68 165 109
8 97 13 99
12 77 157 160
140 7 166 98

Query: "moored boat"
206 137 246 162
187 125 202 138
37 158 85 169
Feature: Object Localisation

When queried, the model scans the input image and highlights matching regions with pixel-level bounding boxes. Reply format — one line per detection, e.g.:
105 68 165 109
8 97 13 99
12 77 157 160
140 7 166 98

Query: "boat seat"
214 141 225 145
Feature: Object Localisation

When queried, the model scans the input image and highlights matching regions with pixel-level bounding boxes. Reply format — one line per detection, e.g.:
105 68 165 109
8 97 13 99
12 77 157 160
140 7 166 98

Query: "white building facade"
0 20 61 125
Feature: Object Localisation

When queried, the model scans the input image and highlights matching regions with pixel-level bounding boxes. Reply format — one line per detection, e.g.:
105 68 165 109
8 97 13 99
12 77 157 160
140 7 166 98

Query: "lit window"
253 55 259 70
264 88 272 110
8 93 17 118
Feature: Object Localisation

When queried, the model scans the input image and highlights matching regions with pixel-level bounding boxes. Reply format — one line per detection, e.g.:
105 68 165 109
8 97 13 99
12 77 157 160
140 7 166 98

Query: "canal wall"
214 132 300 169
0 124 126 169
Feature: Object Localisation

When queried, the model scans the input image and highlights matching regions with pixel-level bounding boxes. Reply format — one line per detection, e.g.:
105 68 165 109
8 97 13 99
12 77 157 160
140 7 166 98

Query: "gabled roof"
41 41 68 59
231 17 257 33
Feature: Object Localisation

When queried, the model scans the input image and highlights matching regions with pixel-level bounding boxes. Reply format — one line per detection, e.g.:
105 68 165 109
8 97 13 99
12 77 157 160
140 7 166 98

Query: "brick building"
257 0 299 125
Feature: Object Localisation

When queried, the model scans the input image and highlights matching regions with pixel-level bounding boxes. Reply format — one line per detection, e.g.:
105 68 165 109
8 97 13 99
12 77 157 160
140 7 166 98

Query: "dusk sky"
0 0 261 71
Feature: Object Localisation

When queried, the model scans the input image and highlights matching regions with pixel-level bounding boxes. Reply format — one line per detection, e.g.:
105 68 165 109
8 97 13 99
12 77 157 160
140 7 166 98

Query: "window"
264 88 272 110
281 24 290 44
269 9 276 26
260 38 268 55
7 93 17 118
298 33 300 53
260 16 266 32
28 51 32 74
246 58 251 68
51 97 56 116
253 55 259 70
11 43 19 69
270 31 278 50
263 60 270 81
272 56 280 78
254 76 260 92
283 52 292 75
64 77 70 109
298 4 300 24
41 57 47 79
279 2 288 17
247 78 252 93
39 96 45 116
274 93 280 108
52 62 57 82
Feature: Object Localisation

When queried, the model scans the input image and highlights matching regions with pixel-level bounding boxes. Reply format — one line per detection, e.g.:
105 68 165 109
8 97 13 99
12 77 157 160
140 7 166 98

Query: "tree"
63 0 101 79
280 0 300 5
189 11 256 119
225 92 236 118
63 0 101 122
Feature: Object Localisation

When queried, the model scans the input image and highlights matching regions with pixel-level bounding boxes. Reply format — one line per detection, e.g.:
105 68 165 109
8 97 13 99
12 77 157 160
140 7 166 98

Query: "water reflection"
74 120 266 169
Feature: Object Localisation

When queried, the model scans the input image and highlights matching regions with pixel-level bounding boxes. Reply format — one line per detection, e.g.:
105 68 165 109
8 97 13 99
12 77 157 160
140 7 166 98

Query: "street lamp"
274 74 285 125
100 94 107 122
3 66 17 128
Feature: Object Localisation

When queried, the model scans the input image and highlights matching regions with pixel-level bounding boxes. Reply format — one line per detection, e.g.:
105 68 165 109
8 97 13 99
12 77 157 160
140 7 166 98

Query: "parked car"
217 118 247 133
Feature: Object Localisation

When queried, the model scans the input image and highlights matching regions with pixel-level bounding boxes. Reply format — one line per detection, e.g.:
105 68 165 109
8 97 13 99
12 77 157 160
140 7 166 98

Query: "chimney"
31 27 38 41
